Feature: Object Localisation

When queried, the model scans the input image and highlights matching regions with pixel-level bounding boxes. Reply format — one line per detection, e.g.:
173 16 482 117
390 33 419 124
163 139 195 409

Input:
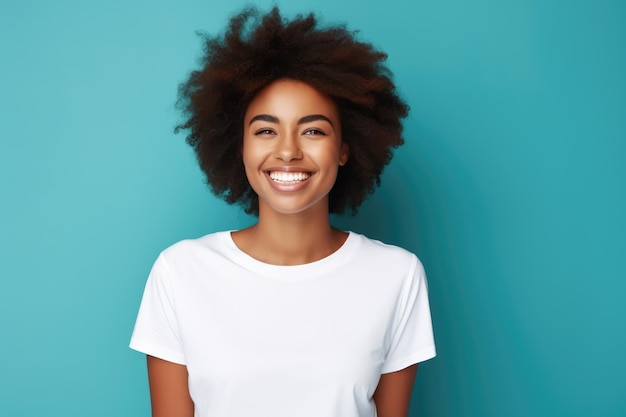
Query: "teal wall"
1 1 624 416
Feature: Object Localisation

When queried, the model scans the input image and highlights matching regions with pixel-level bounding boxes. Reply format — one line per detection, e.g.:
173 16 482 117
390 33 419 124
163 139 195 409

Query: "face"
243 79 349 216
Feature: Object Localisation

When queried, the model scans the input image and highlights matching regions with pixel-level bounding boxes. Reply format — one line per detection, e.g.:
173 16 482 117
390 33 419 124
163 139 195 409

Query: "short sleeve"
381 255 436 373
129 254 187 365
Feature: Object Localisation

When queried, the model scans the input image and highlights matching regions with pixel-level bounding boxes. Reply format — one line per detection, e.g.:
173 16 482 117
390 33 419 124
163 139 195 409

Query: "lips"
268 171 312 183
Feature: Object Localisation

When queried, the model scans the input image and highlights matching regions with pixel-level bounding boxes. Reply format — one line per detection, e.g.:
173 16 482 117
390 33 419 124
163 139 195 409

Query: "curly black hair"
175 6 409 215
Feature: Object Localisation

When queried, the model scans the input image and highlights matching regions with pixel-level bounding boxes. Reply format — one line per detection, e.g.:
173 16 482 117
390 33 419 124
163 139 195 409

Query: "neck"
233 202 347 265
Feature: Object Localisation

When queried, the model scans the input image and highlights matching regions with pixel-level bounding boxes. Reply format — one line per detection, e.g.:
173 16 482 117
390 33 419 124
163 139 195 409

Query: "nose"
274 132 302 162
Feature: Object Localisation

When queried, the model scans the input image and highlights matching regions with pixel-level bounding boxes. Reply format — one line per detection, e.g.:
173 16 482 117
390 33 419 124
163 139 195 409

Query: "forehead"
245 79 339 123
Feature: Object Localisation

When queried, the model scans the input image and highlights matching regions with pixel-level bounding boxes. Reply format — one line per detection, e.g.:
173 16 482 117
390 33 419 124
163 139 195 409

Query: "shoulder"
161 230 228 253
350 233 422 267
347 232 425 280
156 230 234 270
144 230 239 290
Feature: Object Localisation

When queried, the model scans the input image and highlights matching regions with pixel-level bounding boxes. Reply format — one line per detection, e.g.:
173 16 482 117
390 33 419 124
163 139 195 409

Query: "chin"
260 198 328 216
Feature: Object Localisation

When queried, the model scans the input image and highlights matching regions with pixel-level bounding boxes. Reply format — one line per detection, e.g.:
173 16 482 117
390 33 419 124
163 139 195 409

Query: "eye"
254 128 276 136
303 128 326 136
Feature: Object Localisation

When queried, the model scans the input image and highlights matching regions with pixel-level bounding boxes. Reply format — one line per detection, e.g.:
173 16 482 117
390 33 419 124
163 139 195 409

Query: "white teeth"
269 171 311 183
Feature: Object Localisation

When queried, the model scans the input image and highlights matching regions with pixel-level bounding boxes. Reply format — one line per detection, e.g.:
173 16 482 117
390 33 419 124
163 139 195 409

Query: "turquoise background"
1 0 624 415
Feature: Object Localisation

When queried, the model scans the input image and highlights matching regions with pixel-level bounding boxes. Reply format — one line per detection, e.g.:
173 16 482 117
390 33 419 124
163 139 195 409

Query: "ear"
339 142 349 166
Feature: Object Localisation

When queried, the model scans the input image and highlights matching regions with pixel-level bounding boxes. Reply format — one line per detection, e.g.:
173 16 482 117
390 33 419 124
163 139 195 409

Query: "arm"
373 364 418 417
147 355 194 417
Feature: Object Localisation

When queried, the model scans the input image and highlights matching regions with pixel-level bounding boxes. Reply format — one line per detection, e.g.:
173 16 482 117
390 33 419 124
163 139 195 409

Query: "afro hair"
175 6 409 215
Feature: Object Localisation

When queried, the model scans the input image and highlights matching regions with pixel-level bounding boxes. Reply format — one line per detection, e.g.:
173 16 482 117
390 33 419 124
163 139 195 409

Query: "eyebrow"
248 114 334 127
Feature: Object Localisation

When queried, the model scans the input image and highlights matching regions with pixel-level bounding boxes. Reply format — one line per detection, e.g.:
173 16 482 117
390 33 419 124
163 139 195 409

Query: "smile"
268 171 311 183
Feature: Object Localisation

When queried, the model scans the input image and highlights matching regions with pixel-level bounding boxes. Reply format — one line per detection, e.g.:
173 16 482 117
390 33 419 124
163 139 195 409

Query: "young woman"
130 7 435 417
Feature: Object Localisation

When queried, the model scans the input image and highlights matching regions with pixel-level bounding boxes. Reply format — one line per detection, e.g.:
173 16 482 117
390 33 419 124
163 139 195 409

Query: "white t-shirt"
130 231 436 417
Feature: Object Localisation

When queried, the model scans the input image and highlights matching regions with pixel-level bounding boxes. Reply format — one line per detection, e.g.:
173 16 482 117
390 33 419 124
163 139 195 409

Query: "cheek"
241 139 266 186
315 143 345 165
241 138 258 167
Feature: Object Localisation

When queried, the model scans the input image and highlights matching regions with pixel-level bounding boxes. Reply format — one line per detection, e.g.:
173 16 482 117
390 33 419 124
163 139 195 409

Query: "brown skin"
373 364 419 417
147 356 193 417
147 80 418 416
235 80 349 265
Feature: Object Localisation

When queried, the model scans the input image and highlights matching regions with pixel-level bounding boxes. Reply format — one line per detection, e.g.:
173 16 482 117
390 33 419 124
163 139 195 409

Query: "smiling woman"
242 80 348 217
129 6 436 417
